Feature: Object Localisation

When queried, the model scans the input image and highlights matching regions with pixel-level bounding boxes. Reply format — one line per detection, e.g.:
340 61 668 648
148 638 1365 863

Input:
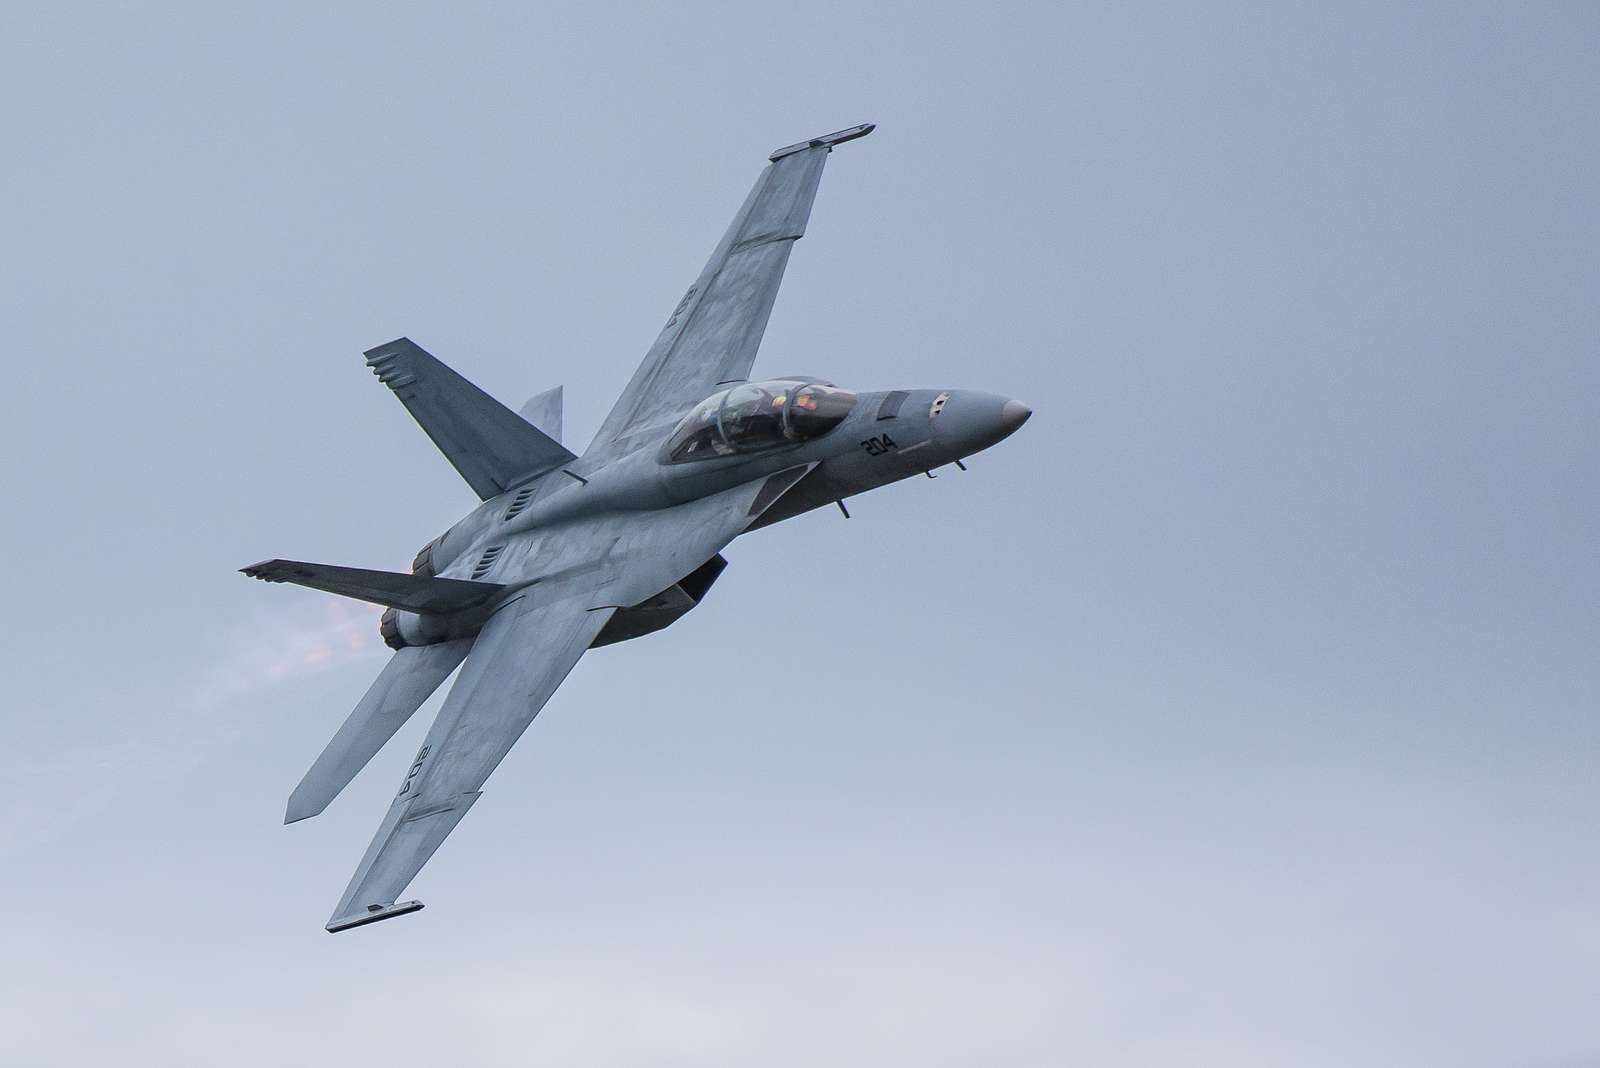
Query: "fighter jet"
243 123 1031 932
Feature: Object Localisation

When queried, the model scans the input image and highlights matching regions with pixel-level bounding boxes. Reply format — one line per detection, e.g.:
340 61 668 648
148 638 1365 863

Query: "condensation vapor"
0 598 391 857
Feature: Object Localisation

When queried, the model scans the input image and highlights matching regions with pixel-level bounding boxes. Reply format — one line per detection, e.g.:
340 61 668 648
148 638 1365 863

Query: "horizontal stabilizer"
241 559 504 614
286 639 472 824
365 338 576 499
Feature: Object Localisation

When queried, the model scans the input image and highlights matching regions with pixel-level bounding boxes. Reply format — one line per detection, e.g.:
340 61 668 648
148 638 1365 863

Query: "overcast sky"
2 3 1596 1065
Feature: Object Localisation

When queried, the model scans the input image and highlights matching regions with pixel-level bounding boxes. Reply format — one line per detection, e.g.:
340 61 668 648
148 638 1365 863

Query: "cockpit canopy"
664 379 857 463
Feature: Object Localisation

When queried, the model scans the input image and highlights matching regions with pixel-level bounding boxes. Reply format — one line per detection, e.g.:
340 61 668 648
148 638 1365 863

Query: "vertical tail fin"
519 385 564 444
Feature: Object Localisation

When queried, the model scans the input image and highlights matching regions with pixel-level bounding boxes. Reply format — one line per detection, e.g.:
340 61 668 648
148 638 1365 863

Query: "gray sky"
2 3 1596 1065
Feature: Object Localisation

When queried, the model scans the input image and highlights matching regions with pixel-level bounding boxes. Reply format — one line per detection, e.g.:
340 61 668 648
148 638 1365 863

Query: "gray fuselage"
385 385 1029 649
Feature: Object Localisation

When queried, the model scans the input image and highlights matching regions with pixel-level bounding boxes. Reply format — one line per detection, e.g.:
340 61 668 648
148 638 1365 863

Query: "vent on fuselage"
471 545 505 579
503 485 536 520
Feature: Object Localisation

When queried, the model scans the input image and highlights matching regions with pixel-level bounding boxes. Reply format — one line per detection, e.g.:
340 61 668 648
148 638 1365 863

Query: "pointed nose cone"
1000 399 1032 433
929 390 1034 458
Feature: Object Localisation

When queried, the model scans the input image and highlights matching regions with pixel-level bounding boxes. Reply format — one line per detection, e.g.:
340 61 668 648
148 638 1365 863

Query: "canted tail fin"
518 385 563 443
364 338 576 499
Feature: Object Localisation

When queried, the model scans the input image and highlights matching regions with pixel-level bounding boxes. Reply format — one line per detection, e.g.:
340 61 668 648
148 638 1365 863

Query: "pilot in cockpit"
665 379 857 463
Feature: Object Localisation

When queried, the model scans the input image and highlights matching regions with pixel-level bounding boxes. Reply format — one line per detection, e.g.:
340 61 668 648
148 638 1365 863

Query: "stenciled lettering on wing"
397 745 431 797
666 286 697 328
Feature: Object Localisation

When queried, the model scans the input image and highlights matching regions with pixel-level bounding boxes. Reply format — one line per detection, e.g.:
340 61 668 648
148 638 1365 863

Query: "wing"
321 464 816 931
325 580 615 931
585 123 874 457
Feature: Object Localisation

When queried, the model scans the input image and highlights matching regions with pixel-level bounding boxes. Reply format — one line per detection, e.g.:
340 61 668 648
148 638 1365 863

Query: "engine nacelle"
410 536 442 577
378 531 467 649
380 606 459 650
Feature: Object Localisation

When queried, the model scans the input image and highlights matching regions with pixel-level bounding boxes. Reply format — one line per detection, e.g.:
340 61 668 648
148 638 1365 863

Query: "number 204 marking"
861 434 898 456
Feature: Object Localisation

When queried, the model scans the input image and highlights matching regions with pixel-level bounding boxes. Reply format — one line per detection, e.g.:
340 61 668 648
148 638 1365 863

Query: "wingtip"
325 900 425 933
769 122 877 161
284 800 319 825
